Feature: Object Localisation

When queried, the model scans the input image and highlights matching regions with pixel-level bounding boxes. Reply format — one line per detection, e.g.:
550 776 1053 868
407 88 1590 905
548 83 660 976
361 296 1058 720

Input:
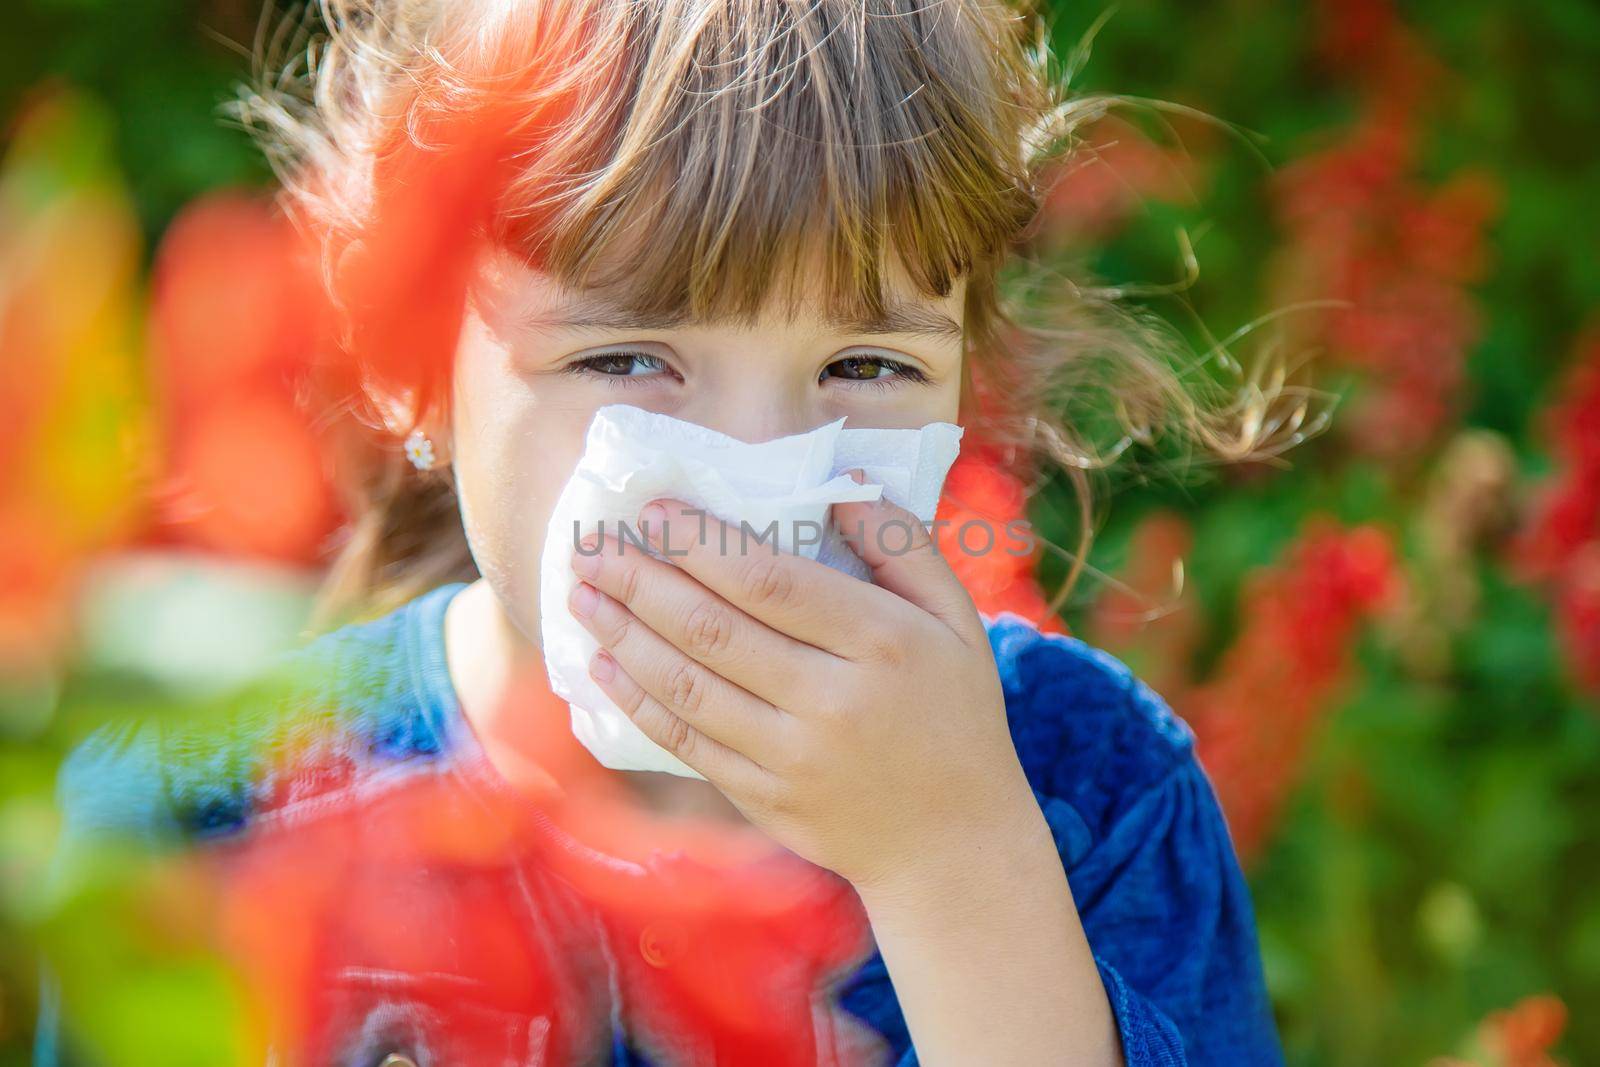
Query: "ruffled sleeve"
1002 613 1282 1066
838 613 1283 1066
1068 758 1282 1065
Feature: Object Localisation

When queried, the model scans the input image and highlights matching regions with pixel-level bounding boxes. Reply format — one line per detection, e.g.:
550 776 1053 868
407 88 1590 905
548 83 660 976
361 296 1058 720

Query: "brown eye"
586 354 640 375
821 355 926 385
570 351 675 381
829 357 888 380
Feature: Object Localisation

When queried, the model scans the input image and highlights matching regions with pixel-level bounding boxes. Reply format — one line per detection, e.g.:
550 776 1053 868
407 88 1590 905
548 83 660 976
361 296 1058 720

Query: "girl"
44 0 1286 1063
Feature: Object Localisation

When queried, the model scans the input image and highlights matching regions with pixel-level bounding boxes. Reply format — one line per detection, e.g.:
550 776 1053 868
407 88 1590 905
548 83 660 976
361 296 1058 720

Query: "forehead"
479 244 967 340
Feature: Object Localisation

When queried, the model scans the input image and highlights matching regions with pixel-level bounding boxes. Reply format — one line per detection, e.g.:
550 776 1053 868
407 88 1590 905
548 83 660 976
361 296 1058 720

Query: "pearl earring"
403 428 437 472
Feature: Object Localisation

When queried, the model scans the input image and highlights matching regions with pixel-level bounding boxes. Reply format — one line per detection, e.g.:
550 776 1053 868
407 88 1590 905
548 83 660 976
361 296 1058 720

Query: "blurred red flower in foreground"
320 6 595 428
1182 521 1400 862
936 446 1066 634
211 676 878 1065
0 89 147 672
1510 328 1600 695
148 194 339 564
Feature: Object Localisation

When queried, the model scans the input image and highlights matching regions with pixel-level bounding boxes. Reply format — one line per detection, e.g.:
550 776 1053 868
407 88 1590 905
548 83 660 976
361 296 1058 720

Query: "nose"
677 380 824 443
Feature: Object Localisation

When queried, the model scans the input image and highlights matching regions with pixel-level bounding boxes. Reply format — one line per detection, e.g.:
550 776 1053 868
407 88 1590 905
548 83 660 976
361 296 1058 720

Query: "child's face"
448 247 967 643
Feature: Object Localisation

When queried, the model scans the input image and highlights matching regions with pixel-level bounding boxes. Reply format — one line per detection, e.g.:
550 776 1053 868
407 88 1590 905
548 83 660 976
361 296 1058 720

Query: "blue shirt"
40 582 1283 1066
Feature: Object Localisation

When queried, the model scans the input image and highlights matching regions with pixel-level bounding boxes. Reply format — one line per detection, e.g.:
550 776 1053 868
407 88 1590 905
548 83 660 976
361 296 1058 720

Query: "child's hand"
565 488 1042 897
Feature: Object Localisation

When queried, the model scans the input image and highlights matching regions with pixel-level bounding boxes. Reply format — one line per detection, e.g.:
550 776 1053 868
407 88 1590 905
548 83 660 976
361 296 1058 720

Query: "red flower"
1087 511 1199 700
1184 520 1399 862
147 195 339 564
211 682 880 1064
0 89 146 669
217 766 613 1064
1512 332 1600 575
937 446 1067 634
1554 545 1600 693
1271 0 1500 461
1269 111 1497 458
1510 328 1600 695
323 8 596 420
1481 994 1567 1067
1033 116 1204 248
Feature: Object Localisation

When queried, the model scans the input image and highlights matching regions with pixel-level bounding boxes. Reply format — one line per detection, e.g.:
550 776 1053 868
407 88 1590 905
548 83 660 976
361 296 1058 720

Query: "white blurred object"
75 551 317 696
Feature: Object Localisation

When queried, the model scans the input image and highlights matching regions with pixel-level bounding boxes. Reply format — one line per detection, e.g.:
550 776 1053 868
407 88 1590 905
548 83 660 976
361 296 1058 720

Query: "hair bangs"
493 0 1039 330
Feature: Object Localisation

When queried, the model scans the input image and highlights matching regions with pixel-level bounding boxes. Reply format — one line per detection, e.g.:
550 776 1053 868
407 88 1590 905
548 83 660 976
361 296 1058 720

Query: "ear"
370 386 453 467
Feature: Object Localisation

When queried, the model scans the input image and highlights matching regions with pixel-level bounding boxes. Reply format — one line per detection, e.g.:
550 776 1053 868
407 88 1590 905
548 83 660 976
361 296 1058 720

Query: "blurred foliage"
1030 2 1600 1066
0 0 270 247
0 0 1597 1065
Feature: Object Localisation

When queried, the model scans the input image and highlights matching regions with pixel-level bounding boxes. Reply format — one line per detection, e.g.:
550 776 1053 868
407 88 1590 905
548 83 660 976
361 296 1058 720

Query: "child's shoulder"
282 581 466 759
981 611 1198 842
55 584 467 847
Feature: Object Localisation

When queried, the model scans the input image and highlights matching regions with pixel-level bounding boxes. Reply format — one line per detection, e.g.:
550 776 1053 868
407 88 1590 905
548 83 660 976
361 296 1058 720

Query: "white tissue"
538 404 964 778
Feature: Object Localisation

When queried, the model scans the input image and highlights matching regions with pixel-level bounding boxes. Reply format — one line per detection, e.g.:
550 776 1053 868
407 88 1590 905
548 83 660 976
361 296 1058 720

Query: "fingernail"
639 503 667 546
590 649 616 683
569 581 599 618
572 542 601 577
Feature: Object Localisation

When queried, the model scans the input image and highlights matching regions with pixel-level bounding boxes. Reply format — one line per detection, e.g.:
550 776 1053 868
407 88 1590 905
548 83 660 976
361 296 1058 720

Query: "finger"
586 645 775 795
572 532 834 707
830 481 986 646
635 498 917 660
569 577 788 767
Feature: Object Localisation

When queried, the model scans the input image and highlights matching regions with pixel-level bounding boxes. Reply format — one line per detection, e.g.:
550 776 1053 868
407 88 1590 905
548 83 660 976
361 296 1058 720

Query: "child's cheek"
451 332 596 639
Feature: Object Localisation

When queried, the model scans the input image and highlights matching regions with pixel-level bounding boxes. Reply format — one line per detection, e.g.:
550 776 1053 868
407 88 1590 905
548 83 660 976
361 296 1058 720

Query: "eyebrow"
832 303 966 341
526 296 964 340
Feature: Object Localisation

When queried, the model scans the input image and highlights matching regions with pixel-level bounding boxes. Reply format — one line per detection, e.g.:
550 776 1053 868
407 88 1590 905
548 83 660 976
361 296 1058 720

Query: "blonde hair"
235 0 1316 626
